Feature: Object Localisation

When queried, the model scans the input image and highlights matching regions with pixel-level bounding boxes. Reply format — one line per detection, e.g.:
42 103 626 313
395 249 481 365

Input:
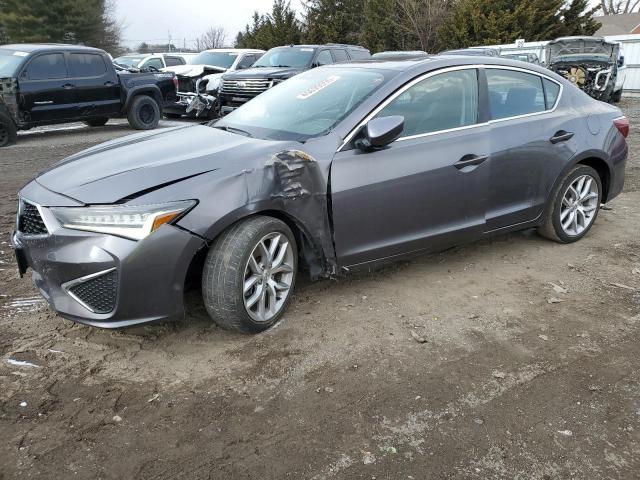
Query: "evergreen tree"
303 0 365 45
559 0 601 36
235 1 302 49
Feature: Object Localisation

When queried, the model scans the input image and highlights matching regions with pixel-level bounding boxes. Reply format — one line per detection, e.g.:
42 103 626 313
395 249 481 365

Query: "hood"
35 126 288 204
547 37 618 64
224 66 304 80
163 64 227 77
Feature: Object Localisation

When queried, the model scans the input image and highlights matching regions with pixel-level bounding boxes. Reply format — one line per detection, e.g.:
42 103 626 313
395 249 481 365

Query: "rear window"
25 53 68 80
70 53 106 77
486 69 546 120
543 78 560 108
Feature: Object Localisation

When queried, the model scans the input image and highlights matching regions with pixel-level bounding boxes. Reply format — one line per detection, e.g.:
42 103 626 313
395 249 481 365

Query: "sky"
114 0 303 50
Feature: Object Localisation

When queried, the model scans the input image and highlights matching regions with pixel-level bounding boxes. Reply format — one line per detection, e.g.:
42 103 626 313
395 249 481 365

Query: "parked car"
217 43 370 115
113 52 191 70
372 51 428 59
546 36 626 103
12 56 628 333
0 44 178 147
500 52 540 65
162 48 264 119
440 47 500 57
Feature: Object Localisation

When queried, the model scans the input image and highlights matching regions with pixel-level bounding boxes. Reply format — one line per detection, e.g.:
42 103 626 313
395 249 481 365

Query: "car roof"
0 44 105 54
202 48 264 53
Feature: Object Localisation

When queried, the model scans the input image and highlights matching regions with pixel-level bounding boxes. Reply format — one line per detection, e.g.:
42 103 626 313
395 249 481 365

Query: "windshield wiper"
213 125 253 137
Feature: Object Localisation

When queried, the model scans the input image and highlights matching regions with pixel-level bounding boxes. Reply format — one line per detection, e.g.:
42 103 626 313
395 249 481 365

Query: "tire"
127 95 160 130
538 165 602 243
202 216 298 333
611 89 623 103
84 117 109 127
0 112 17 148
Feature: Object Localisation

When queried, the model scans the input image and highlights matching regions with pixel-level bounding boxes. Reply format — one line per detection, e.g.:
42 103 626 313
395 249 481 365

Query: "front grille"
220 78 271 98
18 201 48 235
67 270 118 314
178 77 195 93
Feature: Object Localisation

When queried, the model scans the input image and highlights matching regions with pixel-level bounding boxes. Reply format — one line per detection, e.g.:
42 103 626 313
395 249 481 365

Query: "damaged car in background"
546 36 626 103
162 49 264 119
12 57 628 334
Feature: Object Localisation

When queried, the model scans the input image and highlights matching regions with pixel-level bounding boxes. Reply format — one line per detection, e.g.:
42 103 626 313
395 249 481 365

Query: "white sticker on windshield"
297 75 340 100
13 51 29 57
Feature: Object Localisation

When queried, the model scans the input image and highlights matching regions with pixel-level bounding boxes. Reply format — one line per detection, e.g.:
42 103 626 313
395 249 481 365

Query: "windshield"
253 47 315 68
0 49 28 77
215 67 392 141
191 51 238 68
114 56 145 67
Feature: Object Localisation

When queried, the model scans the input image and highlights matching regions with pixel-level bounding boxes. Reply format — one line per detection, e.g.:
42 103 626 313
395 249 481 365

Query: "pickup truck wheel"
202 216 298 333
0 112 17 148
127 95 160 130
84 117 109 127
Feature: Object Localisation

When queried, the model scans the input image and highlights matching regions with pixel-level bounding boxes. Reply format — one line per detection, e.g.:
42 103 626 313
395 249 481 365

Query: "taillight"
172 76 179 90
614 116 629 138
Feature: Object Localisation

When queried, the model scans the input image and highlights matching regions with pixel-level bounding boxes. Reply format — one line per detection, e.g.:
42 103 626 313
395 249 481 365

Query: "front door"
18 52 77 123
331 68 490 267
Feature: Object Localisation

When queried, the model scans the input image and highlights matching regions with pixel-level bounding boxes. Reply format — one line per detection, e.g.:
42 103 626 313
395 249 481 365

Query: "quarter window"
70 53 106 77
332 49 349 62
375 69 479 137
543 78 560 109
487 69 546 120
316 50 333 66
164 56 185 67
25 53 68 80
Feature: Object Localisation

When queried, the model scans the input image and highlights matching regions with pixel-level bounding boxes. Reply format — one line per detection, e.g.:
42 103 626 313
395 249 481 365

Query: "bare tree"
601 0 640 14
393 0 452 52
198 26 228 50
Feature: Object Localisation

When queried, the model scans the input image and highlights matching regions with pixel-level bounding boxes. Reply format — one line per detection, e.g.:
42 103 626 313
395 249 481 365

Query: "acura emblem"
237 81 246 88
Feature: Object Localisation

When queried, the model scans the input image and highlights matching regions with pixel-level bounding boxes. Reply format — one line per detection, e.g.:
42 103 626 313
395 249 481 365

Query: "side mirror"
356 116 404 151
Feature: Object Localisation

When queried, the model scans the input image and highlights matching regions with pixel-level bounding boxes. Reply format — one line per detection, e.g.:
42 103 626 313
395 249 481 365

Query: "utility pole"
168 30 172 52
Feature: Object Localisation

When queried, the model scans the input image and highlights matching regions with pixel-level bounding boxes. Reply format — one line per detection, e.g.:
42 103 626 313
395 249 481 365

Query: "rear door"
331 68 489 266
484 67 578 231
69 52 121 118
18 52 77 123
331 49 350 63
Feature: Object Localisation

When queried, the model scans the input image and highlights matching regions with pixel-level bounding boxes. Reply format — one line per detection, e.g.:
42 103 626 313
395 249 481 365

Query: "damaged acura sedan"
12 56 628 333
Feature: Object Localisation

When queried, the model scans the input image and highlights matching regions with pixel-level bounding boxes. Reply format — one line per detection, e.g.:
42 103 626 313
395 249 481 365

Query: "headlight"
50 200 196 240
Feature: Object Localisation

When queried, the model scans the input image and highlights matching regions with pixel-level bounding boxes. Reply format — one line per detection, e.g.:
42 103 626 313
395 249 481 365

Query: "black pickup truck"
0 44 178 147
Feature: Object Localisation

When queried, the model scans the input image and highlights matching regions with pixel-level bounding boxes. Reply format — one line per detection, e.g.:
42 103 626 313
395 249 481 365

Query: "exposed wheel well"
578 157 611 202
183 211 327 293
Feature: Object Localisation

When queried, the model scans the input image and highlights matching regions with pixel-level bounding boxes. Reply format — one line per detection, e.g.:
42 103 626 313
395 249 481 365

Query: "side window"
237 54 256 70
316 50 333 66
165 56 184 67
348 49 370 60
486 69 546 120
332 49 349 62
375 69 478 137
24 53 68 80
143 57 164 69
70 53 107 77
543 78 560 109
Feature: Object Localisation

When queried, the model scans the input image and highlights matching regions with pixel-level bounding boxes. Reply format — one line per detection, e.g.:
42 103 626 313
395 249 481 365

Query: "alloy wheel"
560 174 599 236
139 104 155 125
243 232 295 322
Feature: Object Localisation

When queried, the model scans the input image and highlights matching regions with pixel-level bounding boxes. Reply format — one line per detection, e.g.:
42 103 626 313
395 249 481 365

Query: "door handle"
454 154 488 170
62 83 74 89
549 130 574 144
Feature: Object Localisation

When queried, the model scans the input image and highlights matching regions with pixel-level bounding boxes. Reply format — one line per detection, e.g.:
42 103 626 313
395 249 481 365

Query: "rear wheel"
84 117 109 127
0 112 17 148
127 95 160 130
538 165 602 243
202 216 298 333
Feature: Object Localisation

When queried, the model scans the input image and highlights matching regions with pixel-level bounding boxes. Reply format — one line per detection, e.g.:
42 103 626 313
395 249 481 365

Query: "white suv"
113 53 192 70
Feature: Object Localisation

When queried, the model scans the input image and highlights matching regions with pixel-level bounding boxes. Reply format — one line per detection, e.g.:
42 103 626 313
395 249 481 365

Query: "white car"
162 49 265 118
113 53 192 70
613 44 627 102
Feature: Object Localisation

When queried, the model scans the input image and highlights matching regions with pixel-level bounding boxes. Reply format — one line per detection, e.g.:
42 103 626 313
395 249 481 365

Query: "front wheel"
202 216 298 333
0 112 17 147
127 95 160 130
538 165 602 243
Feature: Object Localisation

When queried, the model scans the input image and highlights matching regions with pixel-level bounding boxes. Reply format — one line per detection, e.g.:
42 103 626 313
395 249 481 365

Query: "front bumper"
11 187 205 328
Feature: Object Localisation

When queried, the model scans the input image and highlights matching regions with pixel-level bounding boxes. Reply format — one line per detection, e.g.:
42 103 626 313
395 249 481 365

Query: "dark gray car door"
484 68 579 231
331 68 490 267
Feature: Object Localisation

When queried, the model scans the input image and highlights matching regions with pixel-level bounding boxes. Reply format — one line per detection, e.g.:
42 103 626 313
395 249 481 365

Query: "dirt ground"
0 102 639 480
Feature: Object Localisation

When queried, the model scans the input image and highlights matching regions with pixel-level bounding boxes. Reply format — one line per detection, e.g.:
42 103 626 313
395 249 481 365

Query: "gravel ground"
0 104 639 479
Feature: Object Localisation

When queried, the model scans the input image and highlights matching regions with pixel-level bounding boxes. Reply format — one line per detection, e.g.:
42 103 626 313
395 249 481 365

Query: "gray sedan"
12 56 628 333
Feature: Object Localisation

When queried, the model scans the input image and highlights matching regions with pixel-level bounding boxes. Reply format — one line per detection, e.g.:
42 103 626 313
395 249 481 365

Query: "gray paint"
13 56 628 328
